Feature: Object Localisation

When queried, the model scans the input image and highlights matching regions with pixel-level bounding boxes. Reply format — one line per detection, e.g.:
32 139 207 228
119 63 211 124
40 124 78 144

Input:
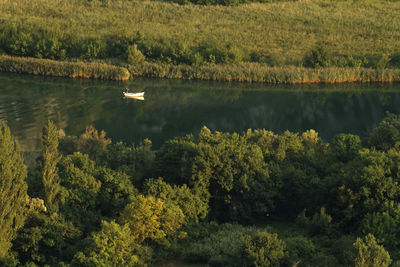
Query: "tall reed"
0 55 130 81
128 62 400 84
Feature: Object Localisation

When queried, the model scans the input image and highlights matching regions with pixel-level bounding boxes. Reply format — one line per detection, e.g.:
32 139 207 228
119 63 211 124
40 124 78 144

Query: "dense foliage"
2 114 400 265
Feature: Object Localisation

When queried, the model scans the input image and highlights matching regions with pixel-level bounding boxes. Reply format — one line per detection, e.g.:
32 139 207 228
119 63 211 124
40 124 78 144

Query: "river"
1 72 400 151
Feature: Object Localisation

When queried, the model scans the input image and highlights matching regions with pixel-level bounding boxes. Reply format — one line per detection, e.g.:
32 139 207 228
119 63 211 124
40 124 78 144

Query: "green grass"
1 0 399 61
1 0 400 83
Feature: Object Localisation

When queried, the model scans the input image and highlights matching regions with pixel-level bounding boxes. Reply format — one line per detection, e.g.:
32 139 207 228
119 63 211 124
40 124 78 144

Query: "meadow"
0 0 399 82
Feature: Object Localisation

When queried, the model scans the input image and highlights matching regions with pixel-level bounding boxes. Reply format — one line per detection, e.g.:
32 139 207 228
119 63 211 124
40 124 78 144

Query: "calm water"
1 72 400 151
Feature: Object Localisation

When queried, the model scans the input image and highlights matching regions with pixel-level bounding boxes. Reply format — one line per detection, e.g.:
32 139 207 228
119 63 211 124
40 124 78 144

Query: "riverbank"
2 55 400 84
1 0 399 83
0 55 130 81
128 61 400 84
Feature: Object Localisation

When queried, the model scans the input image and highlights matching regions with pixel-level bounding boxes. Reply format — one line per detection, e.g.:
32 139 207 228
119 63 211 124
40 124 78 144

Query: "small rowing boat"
123 92 144 98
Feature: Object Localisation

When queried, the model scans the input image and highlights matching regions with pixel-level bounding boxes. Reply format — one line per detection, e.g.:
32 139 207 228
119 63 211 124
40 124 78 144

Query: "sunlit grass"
0 0 399 82
1 0 399 63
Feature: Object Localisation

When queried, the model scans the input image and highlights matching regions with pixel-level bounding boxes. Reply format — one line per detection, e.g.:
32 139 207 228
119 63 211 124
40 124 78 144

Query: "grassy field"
1 0 399 82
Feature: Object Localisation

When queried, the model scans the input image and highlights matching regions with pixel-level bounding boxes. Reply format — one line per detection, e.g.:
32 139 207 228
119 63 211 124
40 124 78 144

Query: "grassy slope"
1 0 400 82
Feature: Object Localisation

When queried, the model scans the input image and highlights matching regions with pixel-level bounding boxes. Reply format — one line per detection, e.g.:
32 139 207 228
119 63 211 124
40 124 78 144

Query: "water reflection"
1 72 400 151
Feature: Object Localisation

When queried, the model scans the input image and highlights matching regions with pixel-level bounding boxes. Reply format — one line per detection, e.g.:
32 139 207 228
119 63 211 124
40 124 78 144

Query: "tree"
332 133 361 162
334 147 400 229
359 211 400 251
155 128 275 223
283 236 315 267
120 194 185 243
144 177 208 223
246 129 329 218
12 211 81 266
40 120 62 212
368 113 400 150
99 140 154 188
0 123 28 260
354 234 391 267
58 152 102 232
59 125 111 160
71 221 150 267
95 167 137 218
240 231 286 267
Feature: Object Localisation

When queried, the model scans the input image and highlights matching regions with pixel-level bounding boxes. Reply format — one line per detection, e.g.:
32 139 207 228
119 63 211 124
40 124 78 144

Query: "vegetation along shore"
2 114 400 265
1 0 399 83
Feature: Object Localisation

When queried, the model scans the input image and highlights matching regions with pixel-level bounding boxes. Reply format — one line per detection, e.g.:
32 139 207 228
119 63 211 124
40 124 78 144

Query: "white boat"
123 91 144 98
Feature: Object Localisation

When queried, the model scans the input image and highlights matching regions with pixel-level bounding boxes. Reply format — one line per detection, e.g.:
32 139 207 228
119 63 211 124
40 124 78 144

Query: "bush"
126 44 145 64
240 231 286 267
144 178 208 223
359 212 400 251
375 54 390 70
283 236 315 266
389 52 400 68
250 52 283 66
197 39 244 64
354 234 391 267
71 221 151 267
183 224 275 266
81 38 107 59
332 133 361 162
60 125 111 160
368 112 400 150
331 235 356 266
332 55 363 68
303 43 331 68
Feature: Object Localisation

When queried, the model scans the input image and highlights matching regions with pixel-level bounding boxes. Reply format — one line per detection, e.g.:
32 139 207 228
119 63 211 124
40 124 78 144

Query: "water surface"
1 72 400 151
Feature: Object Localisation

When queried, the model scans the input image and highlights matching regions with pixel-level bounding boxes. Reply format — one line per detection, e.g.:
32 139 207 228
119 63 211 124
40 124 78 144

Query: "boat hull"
123 92 144 98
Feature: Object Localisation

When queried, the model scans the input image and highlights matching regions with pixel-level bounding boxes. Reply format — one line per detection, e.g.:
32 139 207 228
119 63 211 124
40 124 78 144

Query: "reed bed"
0 55 130 81
128 62 400 84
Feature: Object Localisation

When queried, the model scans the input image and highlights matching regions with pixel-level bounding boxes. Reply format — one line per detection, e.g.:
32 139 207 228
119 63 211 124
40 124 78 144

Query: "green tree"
198 129 272 222
334 147 400 229
40 121 62 212
283 236 315 267
332 133 362 162
359 211 400 252
58 152 102 232
0 123 28 260
368 113 400 151
120 194 184 243
246 129 329 218
184 223 271 266
354 234 391 267
59 125 111 160
99 140 154 188
156 128 275 223
71 220 150 267
144 177 208 223
95 167 137 219
240 231 286 267
12 211 81 266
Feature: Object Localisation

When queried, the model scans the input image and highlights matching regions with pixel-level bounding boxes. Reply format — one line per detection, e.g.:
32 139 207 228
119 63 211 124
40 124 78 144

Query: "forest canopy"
1 114 400 266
